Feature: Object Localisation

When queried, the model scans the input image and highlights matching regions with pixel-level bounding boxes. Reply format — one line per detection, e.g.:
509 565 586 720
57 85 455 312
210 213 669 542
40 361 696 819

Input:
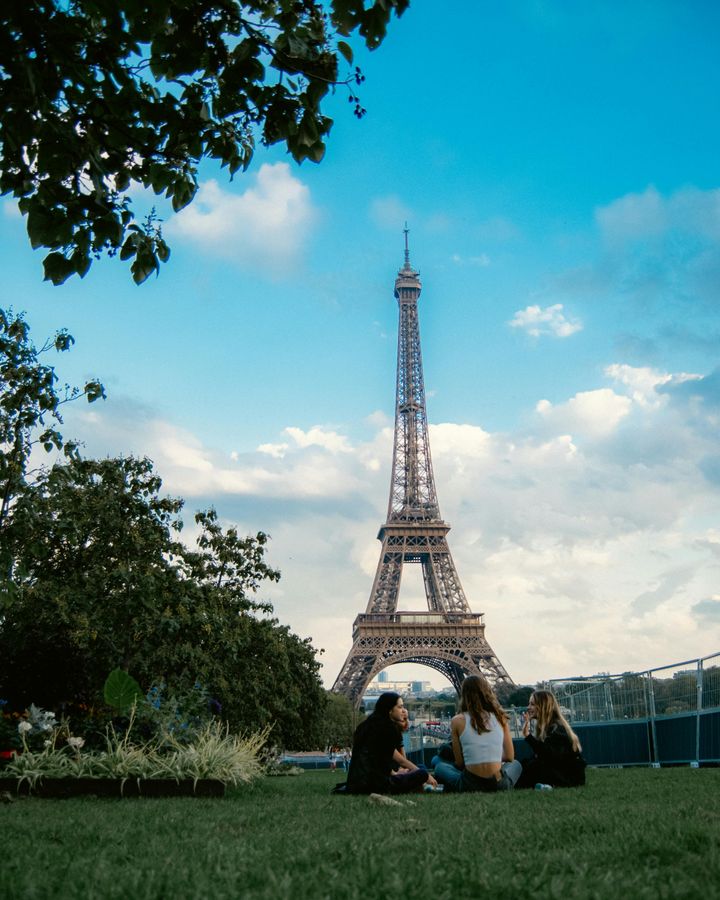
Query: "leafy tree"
0 309 104 556
1 0 409 284
650 673 698 716
0 453 326 747
318 690 356 747
499 684 534 708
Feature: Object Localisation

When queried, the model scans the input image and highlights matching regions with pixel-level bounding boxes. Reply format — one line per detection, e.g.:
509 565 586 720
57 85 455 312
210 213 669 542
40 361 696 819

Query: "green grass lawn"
1 767 718 899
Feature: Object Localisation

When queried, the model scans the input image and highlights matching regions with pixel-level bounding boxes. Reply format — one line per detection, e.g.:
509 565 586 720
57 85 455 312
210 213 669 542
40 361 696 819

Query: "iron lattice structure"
333 236 513 706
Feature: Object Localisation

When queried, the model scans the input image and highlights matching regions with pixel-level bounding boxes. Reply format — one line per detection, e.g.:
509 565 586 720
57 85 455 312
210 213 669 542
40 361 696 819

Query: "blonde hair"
460 675 507 734
531 690 582 752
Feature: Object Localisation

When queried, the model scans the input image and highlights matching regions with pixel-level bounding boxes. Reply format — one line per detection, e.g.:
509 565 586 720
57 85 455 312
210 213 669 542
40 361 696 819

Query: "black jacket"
346 714 402 794
522 724 586 787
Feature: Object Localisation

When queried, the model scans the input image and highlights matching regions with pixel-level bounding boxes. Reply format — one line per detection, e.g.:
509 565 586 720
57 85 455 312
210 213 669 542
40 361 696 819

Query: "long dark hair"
460 675 507 734
372 692 401 719
354 691 401 744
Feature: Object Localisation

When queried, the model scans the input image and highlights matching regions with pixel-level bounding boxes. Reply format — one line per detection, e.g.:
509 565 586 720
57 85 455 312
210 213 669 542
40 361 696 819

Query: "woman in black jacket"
344 692 431 794
517 690 586 789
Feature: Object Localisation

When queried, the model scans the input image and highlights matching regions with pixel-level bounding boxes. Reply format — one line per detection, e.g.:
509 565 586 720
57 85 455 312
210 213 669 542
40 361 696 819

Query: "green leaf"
71 249 91 278
308 142 326 163
42 253 76 286
84 380 106 403
120 237 137 261
104 669 144 710
54 332 75 352
337 40 353 64
131 251 159 284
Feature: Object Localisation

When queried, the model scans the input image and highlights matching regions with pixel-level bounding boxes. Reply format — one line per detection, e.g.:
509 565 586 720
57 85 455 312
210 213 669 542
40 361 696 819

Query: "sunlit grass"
1 767 718 899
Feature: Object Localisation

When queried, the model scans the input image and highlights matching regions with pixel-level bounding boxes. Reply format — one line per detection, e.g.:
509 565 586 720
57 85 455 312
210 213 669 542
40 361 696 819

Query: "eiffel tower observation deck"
333 231 513 706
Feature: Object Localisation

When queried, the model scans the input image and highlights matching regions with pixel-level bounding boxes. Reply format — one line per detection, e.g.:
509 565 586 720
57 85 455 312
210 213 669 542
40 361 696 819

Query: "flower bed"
2 675 268 796
4 703 267 796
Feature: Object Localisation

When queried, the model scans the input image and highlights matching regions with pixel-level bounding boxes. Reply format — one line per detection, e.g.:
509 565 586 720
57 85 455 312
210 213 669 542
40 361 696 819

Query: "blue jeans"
431 757 522 793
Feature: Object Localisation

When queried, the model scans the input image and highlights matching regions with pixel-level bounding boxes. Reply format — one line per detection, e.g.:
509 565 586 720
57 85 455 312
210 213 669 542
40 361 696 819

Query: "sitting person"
432 675 522 792
516 690 586 789
393 707 439 788
343 692 430 794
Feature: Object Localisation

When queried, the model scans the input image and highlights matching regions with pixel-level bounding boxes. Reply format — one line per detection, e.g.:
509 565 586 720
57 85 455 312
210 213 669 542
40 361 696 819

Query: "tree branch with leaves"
0 0 409 284
0 308 105 536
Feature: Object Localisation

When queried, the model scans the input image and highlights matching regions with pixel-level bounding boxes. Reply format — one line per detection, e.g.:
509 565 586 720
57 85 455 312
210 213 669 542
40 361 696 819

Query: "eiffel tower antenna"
333 233 513 705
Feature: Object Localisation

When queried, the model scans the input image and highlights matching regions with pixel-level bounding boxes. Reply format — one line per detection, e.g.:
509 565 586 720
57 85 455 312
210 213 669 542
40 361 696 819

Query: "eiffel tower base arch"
332 612 513 708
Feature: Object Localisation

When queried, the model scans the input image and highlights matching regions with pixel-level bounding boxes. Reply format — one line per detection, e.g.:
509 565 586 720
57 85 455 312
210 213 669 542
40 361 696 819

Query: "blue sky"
3 1 720 687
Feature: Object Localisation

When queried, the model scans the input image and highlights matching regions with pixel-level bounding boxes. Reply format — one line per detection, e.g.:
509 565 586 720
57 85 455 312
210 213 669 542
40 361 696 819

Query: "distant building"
363 677 433 697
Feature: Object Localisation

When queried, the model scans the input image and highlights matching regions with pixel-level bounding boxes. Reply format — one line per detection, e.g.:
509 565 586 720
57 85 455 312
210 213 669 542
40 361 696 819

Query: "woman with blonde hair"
517 690 586 789
431 675 522 792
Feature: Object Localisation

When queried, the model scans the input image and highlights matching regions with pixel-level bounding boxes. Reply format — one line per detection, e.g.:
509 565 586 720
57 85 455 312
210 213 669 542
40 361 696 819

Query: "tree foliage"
0 453 326 748
0 308 104 542
1 0 408 284
404 695 458 720
0 310 326 745
498 684 534 708
317 690 356 747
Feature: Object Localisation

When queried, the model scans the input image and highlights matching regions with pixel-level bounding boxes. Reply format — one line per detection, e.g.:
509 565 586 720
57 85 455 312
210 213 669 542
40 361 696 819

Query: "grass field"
1 767 719 899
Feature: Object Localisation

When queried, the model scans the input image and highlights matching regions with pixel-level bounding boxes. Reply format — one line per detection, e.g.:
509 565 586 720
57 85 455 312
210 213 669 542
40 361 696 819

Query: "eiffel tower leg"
332 651 379 707
365 547 403 615
468 651 514 687
421 538 471 614
333 549 405 705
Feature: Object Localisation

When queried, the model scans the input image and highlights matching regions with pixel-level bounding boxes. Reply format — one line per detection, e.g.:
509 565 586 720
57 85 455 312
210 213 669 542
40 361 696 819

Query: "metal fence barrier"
545 652 720 767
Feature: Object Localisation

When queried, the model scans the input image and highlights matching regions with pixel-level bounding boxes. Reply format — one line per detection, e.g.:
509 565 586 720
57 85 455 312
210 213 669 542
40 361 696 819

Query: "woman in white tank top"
432 676 522 792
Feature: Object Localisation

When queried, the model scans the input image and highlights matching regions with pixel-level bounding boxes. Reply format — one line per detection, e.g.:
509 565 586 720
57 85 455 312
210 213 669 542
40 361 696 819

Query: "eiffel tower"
333 232 513 706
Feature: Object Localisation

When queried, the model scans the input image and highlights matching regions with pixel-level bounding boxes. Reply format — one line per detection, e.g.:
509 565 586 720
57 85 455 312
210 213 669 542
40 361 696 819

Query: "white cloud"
257 442 289 459
536 388 632 438
543 184 720 360
365 410 391 429
284 426 351 453
70 408 361 500
509 303 582 338
596 185 720 244
596 185 668 242
167 163 317 274
604 363 702 408
451 252 491 267
62 356 720 687
429 423 492 460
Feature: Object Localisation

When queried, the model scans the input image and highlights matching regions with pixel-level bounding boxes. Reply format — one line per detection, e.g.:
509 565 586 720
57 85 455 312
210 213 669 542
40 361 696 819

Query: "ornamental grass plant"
5 705 269 790
154 720 269 785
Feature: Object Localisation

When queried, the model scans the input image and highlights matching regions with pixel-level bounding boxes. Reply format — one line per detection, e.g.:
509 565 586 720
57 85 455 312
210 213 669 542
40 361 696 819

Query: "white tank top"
459 712 504 764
